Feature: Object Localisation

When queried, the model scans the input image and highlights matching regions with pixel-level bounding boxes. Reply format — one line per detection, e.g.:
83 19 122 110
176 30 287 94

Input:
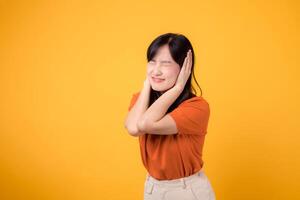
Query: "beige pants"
144 168 216 200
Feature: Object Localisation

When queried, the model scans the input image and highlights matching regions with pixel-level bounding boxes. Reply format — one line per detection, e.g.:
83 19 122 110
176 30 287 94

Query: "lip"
152 77 165 83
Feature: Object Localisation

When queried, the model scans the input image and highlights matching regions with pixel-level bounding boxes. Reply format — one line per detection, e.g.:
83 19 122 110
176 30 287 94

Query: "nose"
152 63 163 75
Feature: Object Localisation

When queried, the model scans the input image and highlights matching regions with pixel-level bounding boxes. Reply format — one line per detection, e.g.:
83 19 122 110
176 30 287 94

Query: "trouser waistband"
145 168 205 189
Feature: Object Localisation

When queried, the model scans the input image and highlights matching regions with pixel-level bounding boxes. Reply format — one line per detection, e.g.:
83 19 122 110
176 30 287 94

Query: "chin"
151 85 171 93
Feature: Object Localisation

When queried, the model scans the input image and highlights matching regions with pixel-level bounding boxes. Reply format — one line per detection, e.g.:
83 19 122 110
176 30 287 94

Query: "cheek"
147 69 152 77
166 68 180 80
146 65 153 75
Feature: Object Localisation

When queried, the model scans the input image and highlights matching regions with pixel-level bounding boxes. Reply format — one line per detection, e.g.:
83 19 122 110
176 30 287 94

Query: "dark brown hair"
146 32 203 113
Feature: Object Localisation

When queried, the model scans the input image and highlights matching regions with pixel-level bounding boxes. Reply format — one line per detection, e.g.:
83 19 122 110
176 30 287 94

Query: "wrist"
172 84 184 93
143 78 151 90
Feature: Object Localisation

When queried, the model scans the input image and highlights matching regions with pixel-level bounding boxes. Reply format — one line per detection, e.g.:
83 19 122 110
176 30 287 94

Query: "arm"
137 49 192 135
124 78 151 137
137 85 183 135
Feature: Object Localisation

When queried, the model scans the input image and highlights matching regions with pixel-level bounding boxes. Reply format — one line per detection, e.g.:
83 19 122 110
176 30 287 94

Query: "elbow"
124 118 137 136
124 117 149 137
124 123 137 136
128 128 140 137
125 122 144 137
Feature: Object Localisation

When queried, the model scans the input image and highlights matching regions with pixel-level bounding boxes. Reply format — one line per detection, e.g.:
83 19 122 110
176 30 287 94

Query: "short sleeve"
168 98 210 135
128 92 140 111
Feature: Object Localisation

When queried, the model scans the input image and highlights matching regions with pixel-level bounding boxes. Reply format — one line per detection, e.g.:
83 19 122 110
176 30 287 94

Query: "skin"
147 45 192 93
125 45 193 136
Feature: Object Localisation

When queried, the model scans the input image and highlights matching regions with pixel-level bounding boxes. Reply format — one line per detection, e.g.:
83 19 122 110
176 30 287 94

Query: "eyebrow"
151 59 172 63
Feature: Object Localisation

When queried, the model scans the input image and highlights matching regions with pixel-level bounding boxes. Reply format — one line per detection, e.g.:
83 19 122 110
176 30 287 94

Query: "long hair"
146 32 203 114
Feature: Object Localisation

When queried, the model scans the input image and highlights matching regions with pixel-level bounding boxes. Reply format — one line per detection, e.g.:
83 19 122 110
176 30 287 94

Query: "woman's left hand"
174 49 192 90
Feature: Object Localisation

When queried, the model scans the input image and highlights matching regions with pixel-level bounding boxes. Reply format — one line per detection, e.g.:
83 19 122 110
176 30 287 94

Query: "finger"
186 52 191 72
182 55 188 70
184 50 190 65
188 50 192 71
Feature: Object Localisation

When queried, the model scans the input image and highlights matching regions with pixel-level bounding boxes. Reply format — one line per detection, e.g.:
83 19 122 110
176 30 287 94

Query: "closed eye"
149 60 172 64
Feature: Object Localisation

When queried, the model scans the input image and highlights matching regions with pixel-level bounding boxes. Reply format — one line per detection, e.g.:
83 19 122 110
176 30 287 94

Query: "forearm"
125 82 151 134
138 85 182 130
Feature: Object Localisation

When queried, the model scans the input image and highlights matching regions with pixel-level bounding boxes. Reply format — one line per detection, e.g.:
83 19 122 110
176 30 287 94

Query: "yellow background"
0 0 299 199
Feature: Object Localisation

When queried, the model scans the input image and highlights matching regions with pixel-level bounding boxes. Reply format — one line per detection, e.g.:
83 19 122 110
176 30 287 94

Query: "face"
147 45 181 94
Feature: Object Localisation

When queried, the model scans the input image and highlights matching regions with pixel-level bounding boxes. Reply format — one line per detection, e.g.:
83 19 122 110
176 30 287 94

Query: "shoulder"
168 95 210 135
169 95 210 119
134 91 141 96
130 91 141 101
179 96 210 110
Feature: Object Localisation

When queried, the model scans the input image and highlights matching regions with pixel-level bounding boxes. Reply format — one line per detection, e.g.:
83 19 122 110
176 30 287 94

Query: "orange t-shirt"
127 91 210 180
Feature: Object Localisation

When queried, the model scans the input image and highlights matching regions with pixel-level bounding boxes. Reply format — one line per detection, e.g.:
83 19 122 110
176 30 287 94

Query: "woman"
124 33 216 200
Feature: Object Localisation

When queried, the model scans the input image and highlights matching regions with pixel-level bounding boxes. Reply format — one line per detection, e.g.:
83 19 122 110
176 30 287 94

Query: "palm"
175 49 192 89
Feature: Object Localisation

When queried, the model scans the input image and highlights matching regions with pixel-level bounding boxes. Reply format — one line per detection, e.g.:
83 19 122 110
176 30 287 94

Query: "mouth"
152 77 165 83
